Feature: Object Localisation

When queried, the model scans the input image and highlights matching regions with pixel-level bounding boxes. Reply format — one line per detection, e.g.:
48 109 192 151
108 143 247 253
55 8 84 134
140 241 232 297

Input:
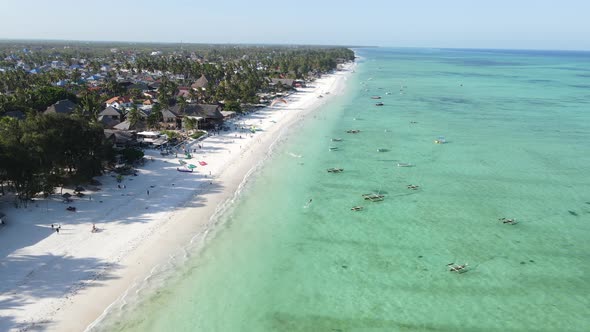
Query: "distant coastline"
0 38 377 49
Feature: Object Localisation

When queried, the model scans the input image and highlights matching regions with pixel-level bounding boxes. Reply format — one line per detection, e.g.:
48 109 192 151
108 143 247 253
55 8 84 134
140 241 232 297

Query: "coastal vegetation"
0 42 354 204
0 43 353 115
0 114 111 205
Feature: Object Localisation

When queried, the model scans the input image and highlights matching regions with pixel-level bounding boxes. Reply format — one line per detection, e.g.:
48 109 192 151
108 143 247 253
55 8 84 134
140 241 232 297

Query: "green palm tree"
80 91 101 121
177 96 187 113
127 105 140 127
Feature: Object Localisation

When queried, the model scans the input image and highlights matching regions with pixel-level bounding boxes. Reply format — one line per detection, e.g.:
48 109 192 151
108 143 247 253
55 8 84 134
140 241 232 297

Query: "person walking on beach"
147 189 150 196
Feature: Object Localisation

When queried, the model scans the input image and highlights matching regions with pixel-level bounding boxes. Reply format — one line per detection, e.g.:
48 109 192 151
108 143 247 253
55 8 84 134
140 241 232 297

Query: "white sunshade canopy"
137 131 160 137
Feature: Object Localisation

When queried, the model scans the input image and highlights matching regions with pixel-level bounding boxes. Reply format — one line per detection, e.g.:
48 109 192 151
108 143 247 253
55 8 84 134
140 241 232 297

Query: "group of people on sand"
50 223 99 234
50 223 62 233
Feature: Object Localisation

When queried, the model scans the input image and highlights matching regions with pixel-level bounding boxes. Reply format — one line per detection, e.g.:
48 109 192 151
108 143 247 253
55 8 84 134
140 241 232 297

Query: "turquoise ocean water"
95 48 590 331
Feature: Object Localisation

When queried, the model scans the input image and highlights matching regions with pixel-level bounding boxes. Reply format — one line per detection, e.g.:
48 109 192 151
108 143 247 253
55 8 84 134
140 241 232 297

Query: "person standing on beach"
147 189 150 196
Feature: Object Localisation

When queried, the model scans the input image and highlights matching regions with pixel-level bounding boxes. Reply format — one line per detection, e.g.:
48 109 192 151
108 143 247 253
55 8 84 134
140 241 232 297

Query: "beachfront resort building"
105 96 134 109
136 131 167 147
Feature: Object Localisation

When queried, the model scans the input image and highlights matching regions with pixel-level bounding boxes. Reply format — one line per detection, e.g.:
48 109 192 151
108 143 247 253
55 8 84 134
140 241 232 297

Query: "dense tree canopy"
0 114 112 205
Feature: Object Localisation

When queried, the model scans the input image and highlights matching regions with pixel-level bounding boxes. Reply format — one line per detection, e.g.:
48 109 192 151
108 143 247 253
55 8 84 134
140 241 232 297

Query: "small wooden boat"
331 138 343 142
448 263 468 273
327 168 344 173
375 102 384 106
351 206 363 211
177 167 194 173
371 96 381 99
346 129 360 134
362 193 385 201
499 218 518 225
397 163 414 167
377 148 388 152
329 147 339 151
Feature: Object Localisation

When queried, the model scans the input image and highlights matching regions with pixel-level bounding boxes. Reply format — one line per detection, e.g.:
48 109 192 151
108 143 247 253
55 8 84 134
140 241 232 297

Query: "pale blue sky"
1 0 589 50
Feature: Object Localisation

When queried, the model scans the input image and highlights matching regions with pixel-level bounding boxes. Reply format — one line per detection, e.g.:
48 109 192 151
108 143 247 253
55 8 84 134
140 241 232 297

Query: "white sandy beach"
0 63 354 332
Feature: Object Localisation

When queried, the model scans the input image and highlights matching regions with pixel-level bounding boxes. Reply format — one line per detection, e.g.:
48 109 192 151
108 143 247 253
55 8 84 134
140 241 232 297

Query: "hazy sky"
1 0 589 50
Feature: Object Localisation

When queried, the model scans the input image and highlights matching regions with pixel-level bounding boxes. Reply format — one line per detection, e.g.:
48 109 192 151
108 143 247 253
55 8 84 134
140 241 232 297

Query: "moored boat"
362 193 385 201
448 263 469 273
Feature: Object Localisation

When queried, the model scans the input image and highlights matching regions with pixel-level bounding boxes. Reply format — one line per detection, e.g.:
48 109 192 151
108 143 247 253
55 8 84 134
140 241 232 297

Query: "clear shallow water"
95 48 590 332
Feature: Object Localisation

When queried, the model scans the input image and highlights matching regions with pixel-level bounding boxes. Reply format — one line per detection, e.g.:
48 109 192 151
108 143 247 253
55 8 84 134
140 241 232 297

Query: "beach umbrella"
62 193 72 198
270 98 287 107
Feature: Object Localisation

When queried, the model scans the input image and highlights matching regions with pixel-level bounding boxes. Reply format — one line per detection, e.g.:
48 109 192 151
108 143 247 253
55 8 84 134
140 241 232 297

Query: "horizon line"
0 38 374 49
0 38 589 53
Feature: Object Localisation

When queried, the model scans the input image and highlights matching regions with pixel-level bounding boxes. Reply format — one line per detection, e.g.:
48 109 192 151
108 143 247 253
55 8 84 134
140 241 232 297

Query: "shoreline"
0 63 355 332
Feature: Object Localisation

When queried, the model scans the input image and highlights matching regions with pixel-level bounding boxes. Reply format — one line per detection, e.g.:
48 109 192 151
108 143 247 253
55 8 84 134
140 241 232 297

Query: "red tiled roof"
105 96 133 104
105 96 119 104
